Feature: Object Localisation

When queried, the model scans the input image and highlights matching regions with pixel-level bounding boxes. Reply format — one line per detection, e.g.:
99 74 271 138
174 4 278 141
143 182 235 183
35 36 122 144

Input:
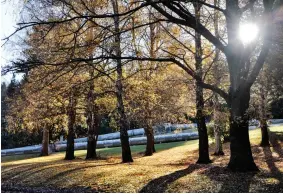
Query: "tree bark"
194 2 211 164
213 129 224 155
116 80 133 162
41 127 49 156
65 89 76 160
111 0 133 163
212 0 224 156
259 84 270 147
196 82 211 163
86 133 98 159
152 134 156 153
144 120 155 156
228 89 259 171
260 120 269 147
86 71 100 159
144 11 156 156
213 95 224 155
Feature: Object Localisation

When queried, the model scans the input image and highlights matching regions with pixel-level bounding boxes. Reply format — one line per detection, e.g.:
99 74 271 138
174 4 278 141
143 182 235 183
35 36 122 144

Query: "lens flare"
239 23 259 44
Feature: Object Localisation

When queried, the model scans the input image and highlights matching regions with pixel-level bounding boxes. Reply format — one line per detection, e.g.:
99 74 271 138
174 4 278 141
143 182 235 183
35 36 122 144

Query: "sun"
239 23 259 44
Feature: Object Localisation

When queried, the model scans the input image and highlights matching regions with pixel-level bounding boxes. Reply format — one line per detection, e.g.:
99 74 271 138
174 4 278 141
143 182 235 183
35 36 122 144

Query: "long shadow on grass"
2 161 72 181
2 161 119 192
255 145 283 192
1 182 101 193
45 162 119 183
140 162 257 192
252 131 283 192
201 165 257 192
269 131 283 158
2 159 119 186
139 164 202 193
204 131 283 193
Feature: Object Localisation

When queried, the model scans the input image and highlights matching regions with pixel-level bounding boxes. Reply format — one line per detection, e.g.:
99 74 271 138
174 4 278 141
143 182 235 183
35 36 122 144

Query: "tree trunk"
196 82 211 164
144 121 155 156
260 120 270 147
111 0 133 163
41 127 49 156
86 134 98 159
228 90 259 171
120 129 133 162
213 119 224 155
144 11 156 156
214 129 224 155
259 85 270 147
65 90 76 160
86 112 99 159
116 79 133 162
85 110 99 159
213 95 224 155
152 134 156 153
86 105 99 159
86 71 100 160
194 2 211 164
212 0 224 156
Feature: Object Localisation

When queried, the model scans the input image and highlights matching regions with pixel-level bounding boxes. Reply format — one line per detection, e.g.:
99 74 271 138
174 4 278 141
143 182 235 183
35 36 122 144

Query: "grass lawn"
1 126 283 192
1 153 40 163
1 139 198 163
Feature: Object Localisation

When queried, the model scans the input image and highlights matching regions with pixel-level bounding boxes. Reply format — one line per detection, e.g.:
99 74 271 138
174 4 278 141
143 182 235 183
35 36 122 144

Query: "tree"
145 0 279 171
142 9 158 156
1 82 8 137
65 87 77 160
267 22 283 119
192 1 211 164
111 0 133 163
212 0 225 156
249 22 283 147
251 67 271 147
126 63 192 155
84 19 101 160
126 8 161 156
3 0 282 171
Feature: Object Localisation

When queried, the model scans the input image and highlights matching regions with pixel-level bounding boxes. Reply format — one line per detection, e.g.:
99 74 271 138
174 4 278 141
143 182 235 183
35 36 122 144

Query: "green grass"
2 125 282 163
1 153 39 163
81 139 197 158
1 139 198 163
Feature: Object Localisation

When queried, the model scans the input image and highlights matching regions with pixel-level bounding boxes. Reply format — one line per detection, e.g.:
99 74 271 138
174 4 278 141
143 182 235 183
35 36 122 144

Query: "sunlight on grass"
1 153 39 163
2 126 282 164
264 177 280 184
1 139 198 165
1 125 282 192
